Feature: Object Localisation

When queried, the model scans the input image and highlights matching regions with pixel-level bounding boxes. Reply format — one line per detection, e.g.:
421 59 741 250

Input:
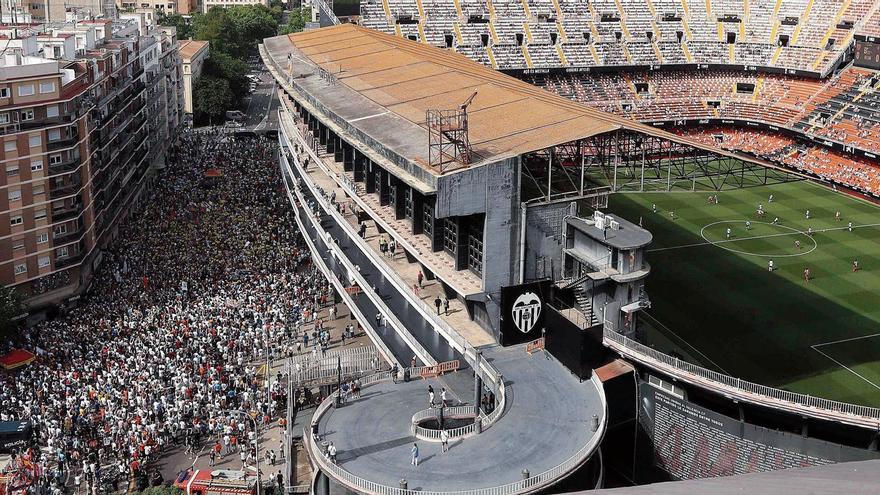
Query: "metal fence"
604 328 880 428
307 374 601 495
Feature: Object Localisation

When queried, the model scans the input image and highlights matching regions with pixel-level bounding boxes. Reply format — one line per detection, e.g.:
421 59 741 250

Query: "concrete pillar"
395 182 406 220
318 123 327 146
411 190 424 235
343 143 354 172
378 168 390 206
333 136 344 163
365 160 376 193
326 130 336 153
473 350 483 417
353 151 365 182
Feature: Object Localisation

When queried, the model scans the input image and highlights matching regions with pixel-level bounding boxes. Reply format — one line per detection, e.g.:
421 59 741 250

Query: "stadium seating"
359 0 880 72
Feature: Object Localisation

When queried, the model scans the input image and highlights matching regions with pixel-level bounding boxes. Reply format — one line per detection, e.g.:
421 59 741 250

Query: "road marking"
348 111 389 123
812 346 880 391
812 332 880 348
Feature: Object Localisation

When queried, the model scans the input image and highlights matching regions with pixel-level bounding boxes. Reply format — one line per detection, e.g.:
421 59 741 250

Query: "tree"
133 486 183 495
204 51 249 100
0 286 22 341
194 76 234 125
193 5 278 58
279 7 310 35
157 12 194 40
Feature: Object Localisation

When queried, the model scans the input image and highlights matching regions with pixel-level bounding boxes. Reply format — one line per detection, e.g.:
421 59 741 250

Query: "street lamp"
227 409 262 495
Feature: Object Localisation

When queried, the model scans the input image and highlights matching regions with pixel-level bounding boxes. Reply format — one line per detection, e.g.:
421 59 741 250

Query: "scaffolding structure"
426 91 477 172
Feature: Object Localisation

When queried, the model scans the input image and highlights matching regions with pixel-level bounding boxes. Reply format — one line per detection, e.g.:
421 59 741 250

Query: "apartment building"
0 16 183 309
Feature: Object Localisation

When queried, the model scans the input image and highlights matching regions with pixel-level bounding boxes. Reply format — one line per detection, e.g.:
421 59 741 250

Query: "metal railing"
290 349 383 386
411 405 481 441
307 374 603 495
603 328 880 429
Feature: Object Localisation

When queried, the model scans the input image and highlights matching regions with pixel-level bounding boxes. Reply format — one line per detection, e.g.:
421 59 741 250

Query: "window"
54 225 68 236
33 185 45 196
39 82 56 94
38 256 50 268
48 129 61 141
21 109 34 121
10 215 23 226
29 135 42 148
6 165 19 176
0 88 9 98
18 84 35 97
56 246 68 258
8 189 21 202
46 105 59 118
49 154 62 165
12 238 25 250
443 217 458 256
0 113 8 124
37 232 49 244
14 264 27 275
34 209 47 221
4 141 16 152
31 160 43 172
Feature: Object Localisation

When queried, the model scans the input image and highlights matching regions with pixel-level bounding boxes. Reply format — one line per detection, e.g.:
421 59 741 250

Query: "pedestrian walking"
428 385 435 407
434 296 441 315
442 297 449 316
417 270 424 288
440 430 449 453
411 443 419 466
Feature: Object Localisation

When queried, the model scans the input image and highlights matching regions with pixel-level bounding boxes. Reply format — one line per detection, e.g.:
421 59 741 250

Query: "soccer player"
768 260 774 272
848 221 853 232
772 217 779 224
768 194 773 203
795 240 801 250
807 226 813 236
805 209 810 219
745 220 751 230
853 259 860 272
726 227 732 239
835 211 841 222
803 267 811 283
670 211 675 220
652 203 657 213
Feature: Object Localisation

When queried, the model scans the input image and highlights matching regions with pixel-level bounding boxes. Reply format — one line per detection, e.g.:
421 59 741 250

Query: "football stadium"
270 0 880 488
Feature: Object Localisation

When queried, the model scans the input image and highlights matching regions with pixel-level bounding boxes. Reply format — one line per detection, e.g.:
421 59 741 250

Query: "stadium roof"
265 24 776 174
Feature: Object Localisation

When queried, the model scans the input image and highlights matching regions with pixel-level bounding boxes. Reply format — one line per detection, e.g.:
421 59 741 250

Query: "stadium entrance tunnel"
700 220 818 257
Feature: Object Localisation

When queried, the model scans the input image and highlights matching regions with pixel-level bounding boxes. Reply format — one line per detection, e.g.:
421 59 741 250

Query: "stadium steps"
652 42 664 63
651 20 662 40
522 46 534 68
524 22 534 43
738 20 745 39
624 44 634 64
487 0 497 18
679 0 690 19
614 0 632 41
717 21 725 41
521 0 532 18
489 23 500 44
681 41 693 62
728 43 735 63
770 46 783 65
551 0 564 20
454 24 464 45
556 45 569 66
395 24 403 37
556 21 568 43
646 0 657 17
453 0 464 19
589 44 600 64
382 0 392 21
705 0 712 17
768 22 779 44
418 23 427 43
791 0 815 45
416 0 425 21
487 46 497 68
681 16 693 40
753 77 765 102
573 286 601 327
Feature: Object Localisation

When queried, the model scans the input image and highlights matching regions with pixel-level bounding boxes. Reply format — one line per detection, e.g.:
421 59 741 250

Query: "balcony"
50 180 83 199
53 224 85 244
51 204 83 223
49 155 82 176
47 134 79 152
55 251 85 269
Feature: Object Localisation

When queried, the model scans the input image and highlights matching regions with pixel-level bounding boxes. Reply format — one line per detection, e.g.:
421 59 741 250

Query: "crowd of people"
0 129 335 494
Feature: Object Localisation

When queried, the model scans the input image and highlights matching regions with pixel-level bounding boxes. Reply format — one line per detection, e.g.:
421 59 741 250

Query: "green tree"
0 286 22 341
204 51 249 100
280 7 310 35
133 486 183 495
157 12 194 40
194 76 235 124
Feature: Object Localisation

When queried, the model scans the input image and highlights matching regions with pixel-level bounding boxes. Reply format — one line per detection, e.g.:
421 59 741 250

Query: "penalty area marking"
810 334 880 392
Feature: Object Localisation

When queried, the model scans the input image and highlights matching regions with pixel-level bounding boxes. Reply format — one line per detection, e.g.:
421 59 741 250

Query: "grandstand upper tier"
359 0 880 75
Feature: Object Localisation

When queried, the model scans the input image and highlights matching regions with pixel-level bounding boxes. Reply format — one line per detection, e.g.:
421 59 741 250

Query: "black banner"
499 280 551 346
0 421 31 453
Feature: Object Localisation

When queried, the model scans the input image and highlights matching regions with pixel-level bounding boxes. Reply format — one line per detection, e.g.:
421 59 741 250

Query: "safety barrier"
306 373 603 495
604 328 880 429
526 338 545 355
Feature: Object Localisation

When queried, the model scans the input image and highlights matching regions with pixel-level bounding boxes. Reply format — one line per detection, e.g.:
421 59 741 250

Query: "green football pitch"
607 180 880 406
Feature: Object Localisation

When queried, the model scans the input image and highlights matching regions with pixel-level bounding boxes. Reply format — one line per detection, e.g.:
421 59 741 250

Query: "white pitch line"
812 347 880 391
648 221 880 253
812 332 880 348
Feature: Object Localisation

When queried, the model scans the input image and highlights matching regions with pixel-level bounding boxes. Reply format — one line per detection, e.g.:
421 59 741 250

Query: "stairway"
573 285 601 328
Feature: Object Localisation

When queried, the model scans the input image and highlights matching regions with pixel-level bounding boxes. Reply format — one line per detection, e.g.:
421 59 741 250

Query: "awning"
0 349 35 370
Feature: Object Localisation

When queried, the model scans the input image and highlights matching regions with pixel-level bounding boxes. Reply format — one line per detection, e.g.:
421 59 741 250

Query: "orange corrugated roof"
280 24 777 170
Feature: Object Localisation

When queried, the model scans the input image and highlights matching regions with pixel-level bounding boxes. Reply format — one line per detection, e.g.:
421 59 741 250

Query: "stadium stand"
359 0 880 73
